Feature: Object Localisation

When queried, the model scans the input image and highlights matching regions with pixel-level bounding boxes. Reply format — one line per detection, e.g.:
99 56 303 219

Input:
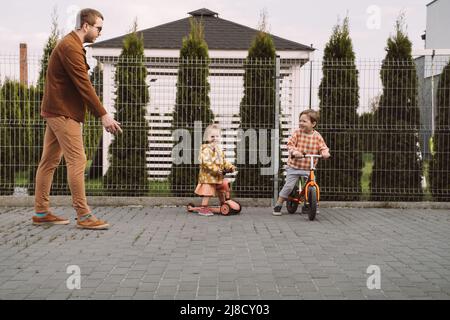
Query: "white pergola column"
102 62 115 176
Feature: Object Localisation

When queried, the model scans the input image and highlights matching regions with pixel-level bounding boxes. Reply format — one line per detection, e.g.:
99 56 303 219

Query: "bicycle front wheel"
307 186 318 221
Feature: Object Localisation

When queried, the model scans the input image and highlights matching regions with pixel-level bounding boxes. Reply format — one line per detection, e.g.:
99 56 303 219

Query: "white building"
89 8 315 178
415 0 450 159
424 0 450 50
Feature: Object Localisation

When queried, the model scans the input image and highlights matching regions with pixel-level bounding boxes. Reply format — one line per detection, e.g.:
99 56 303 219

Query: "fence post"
431 49 436 137
273 55 281 206
309 59 313 109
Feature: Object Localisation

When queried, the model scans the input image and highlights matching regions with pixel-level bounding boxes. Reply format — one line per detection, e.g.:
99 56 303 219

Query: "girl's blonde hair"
203 124 221 142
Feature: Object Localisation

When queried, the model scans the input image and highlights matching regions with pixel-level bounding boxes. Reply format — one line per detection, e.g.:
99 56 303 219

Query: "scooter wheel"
187 203 195 212
220 203 231 215
231 200 241 214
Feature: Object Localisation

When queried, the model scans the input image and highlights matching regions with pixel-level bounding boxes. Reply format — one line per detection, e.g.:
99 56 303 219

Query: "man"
33 8 121 230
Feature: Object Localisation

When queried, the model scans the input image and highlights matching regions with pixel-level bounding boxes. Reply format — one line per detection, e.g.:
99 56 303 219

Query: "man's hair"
299 109 320 125
203 124 221 142
75 8 104 29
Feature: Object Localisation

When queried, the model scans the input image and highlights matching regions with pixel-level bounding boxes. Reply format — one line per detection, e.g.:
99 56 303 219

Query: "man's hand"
321 150 331 159
101 113 122 134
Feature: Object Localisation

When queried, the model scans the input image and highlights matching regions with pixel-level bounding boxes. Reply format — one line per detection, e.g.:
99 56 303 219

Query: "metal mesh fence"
0 53 449 201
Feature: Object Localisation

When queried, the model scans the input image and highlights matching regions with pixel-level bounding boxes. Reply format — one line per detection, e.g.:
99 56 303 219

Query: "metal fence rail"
0 54 449 201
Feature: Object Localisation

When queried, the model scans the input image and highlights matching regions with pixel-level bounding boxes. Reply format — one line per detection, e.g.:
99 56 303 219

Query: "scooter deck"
187 204 222 214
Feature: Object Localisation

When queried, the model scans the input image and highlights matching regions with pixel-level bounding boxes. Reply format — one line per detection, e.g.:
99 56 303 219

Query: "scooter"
187 170 241 215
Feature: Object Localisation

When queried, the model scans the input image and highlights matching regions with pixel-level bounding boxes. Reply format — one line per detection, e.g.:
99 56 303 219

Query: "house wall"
415 56 433 160
415 54 450 160
96 52 311 179
426 0 450 49
90 48 311 60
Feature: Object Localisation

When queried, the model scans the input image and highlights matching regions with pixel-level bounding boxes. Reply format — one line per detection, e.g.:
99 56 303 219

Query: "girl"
194 124 236 216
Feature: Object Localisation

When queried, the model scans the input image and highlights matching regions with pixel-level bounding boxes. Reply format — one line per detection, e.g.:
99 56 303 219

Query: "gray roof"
90 8 314 51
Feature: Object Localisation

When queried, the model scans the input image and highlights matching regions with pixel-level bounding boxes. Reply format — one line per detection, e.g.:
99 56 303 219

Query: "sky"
0 0 432 59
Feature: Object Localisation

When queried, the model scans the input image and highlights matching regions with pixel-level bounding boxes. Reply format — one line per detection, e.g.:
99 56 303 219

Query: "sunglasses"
90 25 102 33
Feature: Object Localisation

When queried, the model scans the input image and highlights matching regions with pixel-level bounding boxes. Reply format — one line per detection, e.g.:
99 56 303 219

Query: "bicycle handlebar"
303 154 322 158
291 153 323 170
291 153 323 159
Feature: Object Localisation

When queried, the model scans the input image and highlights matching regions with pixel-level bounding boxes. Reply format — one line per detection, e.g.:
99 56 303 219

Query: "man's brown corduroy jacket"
41 31 107 123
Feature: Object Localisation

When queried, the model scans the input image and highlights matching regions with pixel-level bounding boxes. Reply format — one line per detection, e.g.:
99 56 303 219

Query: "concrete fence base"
1 196 450 209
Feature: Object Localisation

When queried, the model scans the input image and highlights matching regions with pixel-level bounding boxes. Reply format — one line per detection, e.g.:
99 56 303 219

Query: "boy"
273 109 330 215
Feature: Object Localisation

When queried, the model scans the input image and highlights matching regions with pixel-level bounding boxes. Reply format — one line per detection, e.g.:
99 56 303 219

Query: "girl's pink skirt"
195 182 228 197
195 184 218 196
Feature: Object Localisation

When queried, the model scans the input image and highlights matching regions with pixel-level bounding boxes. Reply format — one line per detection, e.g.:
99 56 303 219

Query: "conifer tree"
85 64 104 182
29 7 67 195
0 81 23 194
38 7 60 90
370 14 422 201
169 17 213 196
317 17 362 200
0 83 9 195
234 12 276 198
104 21 150 196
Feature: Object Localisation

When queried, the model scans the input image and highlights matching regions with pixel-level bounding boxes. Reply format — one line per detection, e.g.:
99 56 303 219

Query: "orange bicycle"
286 154 322 221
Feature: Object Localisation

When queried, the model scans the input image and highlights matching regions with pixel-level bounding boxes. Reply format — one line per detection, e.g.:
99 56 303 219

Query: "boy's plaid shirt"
286 129 329 170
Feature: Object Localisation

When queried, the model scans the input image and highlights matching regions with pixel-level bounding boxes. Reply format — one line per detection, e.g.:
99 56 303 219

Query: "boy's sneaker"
32 211 70 225
197 207 214 216
272 205 282 216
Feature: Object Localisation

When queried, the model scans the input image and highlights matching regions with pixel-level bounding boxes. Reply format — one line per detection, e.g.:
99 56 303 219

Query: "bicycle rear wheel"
286 186 299 214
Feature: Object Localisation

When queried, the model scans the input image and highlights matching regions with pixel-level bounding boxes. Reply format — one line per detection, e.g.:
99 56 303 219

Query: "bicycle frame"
304 155 321 203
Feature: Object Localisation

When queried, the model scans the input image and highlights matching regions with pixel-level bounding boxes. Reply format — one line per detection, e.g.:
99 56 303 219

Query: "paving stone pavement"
0 206 449 300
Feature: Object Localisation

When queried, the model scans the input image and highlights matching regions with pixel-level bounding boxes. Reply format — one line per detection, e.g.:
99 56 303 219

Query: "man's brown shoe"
32 212 70 225
76 214 109 230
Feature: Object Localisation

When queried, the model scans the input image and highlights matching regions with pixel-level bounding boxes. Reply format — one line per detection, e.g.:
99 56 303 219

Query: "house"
415 0 450 160
422 0 450 50
89 8 315 178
